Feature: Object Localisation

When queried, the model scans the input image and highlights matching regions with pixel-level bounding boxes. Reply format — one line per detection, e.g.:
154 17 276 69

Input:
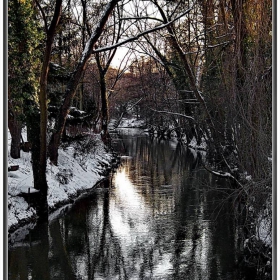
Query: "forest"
8 0 272 278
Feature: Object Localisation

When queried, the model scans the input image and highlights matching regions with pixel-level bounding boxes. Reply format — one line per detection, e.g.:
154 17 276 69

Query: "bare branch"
93 7 192 53
202 164 246 192
127 97 144 111
208 41 230 49
120 16 164 23
148 108 195 121
34 0 48 33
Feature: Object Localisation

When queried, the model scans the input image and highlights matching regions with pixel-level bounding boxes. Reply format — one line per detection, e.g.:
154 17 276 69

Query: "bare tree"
33 0 62 217
48 0 121 164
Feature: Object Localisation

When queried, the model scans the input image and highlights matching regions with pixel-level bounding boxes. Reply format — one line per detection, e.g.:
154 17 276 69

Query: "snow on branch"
148 108 195 121
207 41 230 49
93 7 193 53
127 97 144 111
79 0 120 63
203 164 246 192
120 16 164 23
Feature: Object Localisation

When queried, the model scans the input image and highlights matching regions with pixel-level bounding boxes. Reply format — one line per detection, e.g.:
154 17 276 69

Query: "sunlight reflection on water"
8 132 244 280
107 155 214 279
111 166 153 242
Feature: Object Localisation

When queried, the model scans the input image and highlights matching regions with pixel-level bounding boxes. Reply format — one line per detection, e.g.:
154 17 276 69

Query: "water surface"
9 130 245 279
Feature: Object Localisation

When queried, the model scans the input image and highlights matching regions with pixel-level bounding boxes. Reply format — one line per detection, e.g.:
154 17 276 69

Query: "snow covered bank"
8 130 115 234
110 117 146 129
118 118 146 128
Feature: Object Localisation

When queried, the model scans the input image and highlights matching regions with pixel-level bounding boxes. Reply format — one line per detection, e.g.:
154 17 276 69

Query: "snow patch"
188 136 207 150
113 117 145 128
8 130 113 232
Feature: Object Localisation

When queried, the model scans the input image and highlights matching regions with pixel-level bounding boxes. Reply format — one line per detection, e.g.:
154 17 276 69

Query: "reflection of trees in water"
9 246 29 279
49 220 76 280
122 136 205 278
9 134 242 279
49 178 129 279
121 135 239 279
123 137 201 216
89 179 128 279
9 222 50 280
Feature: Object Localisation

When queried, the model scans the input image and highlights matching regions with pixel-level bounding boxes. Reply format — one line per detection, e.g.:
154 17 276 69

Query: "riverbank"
8 129 117 237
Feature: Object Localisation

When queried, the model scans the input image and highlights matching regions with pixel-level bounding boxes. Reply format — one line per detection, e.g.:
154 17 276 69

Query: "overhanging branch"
148 107 195 121
92 7 192 53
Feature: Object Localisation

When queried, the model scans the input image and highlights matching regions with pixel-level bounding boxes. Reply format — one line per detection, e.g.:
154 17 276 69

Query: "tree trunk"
29 0 62 219
8 105 22 159
231 0 248 88
100 73 110 145
96 52 110 145
48 0 119 165
26 110 49 219
40 0 62 175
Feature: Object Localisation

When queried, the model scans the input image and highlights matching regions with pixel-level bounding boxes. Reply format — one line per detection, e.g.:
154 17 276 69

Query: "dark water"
9 129 246 280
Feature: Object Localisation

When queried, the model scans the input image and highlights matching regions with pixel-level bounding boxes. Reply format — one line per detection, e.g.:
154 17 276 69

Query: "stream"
8 129 249 279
